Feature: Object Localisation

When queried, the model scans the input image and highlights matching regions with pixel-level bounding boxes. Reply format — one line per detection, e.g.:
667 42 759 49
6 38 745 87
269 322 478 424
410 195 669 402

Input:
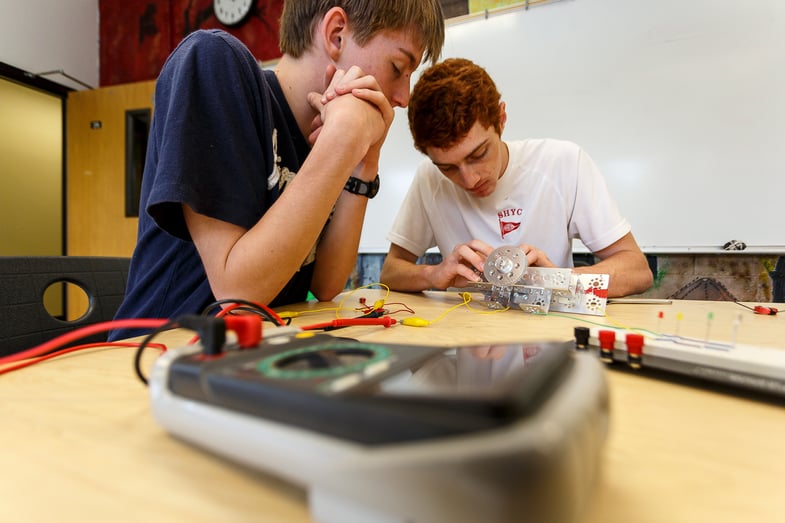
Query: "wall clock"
213 0 254 27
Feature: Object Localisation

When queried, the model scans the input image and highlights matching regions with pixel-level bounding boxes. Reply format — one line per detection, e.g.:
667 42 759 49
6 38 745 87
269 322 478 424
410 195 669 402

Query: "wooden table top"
1 290 783 522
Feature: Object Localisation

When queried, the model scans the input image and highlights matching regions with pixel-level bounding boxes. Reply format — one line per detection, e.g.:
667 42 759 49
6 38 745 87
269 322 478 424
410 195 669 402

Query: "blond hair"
279 0 444 65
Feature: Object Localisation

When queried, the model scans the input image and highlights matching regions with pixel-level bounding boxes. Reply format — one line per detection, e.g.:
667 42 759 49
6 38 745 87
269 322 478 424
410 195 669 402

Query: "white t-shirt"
387 139 630 267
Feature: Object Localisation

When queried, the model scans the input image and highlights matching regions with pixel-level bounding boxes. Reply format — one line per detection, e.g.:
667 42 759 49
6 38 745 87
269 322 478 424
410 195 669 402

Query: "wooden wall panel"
66 80 156 257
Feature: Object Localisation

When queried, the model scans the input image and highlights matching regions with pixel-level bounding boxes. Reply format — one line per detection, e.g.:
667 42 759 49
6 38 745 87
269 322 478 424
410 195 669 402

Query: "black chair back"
0 256 130 357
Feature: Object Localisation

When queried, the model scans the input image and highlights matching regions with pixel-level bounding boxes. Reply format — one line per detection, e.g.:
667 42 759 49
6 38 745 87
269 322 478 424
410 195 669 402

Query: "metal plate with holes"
483 246 528 286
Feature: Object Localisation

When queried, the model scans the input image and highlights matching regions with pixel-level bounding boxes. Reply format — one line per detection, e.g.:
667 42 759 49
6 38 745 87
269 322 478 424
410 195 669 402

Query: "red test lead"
735 301 779 316
301 316 397 331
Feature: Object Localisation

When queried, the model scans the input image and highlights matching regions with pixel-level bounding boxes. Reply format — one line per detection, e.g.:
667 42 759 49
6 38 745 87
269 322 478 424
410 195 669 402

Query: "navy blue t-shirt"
110 30 312 339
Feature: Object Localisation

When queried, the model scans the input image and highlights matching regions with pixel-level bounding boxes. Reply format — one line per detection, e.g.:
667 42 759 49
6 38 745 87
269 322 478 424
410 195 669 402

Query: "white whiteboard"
361 0 785 254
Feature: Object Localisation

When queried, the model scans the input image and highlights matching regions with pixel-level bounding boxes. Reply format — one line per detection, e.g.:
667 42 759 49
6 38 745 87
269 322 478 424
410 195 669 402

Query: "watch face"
214 0 254 26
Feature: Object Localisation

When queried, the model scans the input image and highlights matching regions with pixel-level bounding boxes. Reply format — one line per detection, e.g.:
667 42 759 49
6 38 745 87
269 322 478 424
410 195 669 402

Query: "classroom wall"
0 0 98 91
0 0 97 267
0 78 62 256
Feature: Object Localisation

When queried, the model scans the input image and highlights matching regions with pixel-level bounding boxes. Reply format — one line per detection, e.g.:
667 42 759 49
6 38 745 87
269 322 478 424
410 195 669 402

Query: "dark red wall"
99 0 283 87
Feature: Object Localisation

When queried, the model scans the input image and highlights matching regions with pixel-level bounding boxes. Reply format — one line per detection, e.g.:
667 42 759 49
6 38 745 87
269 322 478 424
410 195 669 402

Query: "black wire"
734 301 755 312
220 306 269 318
201 298 285 326
133 319 180 386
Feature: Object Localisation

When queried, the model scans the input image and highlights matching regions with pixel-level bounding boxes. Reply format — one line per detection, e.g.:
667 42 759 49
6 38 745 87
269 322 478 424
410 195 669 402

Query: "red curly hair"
408 58 502 153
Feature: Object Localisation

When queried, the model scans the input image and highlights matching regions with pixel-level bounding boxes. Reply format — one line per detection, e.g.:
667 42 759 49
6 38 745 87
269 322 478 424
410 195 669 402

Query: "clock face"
214 0 254 27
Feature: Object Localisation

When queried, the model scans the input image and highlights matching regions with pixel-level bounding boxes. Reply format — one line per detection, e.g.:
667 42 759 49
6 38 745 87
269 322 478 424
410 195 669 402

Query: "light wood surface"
1 290 783 522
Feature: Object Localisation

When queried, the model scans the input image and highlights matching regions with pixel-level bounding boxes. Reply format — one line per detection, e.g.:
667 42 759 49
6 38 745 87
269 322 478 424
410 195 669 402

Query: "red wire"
383 302 416 314
0 318 169 365
0 340 168 375
255 303 287 326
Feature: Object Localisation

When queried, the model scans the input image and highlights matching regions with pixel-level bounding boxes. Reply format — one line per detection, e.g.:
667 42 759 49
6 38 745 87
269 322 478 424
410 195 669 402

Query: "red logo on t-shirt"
499 220 520 238
497 208 523 239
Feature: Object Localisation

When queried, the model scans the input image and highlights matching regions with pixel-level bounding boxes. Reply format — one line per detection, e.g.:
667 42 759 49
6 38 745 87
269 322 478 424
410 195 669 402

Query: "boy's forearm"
310 191 371 300
574 251 653 297
381 258 434 292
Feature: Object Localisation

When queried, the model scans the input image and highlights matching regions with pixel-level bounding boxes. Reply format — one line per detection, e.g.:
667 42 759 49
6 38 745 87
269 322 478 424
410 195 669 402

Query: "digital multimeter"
149 329 609 523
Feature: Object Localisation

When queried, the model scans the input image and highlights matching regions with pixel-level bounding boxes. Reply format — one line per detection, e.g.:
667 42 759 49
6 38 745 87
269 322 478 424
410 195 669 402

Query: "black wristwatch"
344 174 380 199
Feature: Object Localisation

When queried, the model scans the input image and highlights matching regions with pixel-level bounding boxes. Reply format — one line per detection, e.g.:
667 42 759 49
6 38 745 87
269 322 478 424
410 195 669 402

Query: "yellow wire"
277 305 347 319
428 291 470 324
335 282 391 318
603 312 661 337
277 283 390 319
427 292 510 324
464 297 511 315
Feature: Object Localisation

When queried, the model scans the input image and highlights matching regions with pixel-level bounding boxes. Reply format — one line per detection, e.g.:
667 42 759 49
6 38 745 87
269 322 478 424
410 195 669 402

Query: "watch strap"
343 174 380 199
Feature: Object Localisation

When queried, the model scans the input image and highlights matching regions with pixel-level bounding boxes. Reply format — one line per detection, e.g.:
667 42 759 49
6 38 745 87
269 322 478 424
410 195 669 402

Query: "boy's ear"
499 101 508 133
321 7 349 62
